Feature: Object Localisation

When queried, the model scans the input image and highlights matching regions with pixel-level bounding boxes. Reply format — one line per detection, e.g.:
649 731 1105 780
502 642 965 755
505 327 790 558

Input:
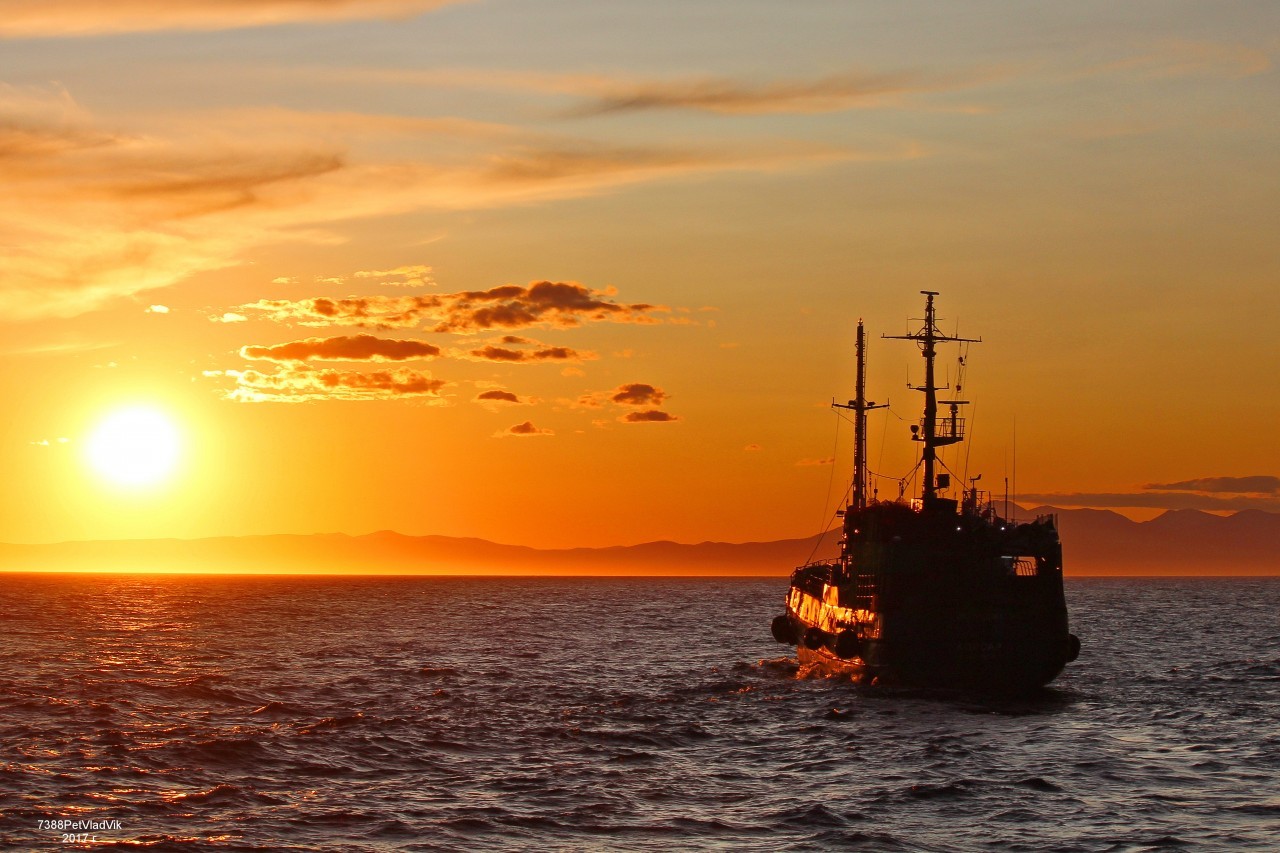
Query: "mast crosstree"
833 321 886 512
884 291 980 507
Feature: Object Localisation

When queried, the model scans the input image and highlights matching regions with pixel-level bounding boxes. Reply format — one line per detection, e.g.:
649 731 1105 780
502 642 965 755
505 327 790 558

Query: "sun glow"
85 407 182 488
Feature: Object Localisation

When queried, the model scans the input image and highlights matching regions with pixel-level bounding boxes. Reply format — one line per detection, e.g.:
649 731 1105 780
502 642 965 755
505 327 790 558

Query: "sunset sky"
4 1 1278 549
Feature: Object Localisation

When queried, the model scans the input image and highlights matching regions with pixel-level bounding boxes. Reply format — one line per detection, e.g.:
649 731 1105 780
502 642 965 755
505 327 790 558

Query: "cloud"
1142 475 1279 495
1017 491 1280 513
610 382 667 406
208 364 446 402
0 87 353 319
212 312 248 323
334 65 979 118
796 457 836 467
239 281 668 332
567 69 944 117
497 420 553 437
240 334 440 362
621 410 678 424
0 0 470 38
146 304 170 313
354 264 434 287
474 389 523 404
1 84 857 321
1099 40 1270 81
1022 474 1280 512
445 281 664 333
1 338 118 357
577 382 675 417
465 344 594 363
241 295 425 328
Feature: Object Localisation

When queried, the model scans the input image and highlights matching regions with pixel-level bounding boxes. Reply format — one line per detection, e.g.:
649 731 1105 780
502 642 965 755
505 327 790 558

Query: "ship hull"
776 502 1078 694
794 637 1067 692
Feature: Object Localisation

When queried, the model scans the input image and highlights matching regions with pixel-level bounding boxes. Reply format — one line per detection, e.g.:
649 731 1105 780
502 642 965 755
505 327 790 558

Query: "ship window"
1002 556 1038 577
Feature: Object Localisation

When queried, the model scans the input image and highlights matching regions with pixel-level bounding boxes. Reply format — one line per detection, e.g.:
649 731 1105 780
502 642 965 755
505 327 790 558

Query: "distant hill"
0 530 836 576
0 507 1276 575
1034 506 1279 576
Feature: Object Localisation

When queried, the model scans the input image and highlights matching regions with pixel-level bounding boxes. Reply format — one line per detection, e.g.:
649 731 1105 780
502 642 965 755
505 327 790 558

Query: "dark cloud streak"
1142 475 1279 495
566 70 933 117
1019 491 1280 513
621 409 678 423
475 389 522 403
241 334 440 362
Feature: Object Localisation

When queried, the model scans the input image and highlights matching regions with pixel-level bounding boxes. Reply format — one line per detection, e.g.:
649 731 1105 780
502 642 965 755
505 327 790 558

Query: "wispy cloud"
0 0 470 39
2 87 846 321
286 64 994 118
565 69 942 117
1098 39 1270 81
0 338 119 357
354 264 435 287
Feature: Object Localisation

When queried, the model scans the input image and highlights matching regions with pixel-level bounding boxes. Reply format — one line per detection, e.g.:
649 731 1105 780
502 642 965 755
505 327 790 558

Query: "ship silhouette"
771 291 1080 691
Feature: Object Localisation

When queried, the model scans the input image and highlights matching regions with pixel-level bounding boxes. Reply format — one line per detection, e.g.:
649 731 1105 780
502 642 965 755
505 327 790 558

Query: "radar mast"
884 291 980 508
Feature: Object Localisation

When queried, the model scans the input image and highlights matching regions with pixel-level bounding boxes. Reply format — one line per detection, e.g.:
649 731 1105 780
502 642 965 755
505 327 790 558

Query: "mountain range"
1 507 1275 576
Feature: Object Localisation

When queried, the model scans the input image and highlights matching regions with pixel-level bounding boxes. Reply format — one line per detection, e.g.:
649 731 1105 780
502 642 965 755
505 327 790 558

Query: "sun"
85 406 182 488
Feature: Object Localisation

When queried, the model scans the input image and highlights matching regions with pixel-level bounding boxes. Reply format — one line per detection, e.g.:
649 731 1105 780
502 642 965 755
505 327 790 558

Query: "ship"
770 291 1080 692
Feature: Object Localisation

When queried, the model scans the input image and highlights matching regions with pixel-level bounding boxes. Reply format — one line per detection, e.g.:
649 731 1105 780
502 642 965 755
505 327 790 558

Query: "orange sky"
3 1 1278 548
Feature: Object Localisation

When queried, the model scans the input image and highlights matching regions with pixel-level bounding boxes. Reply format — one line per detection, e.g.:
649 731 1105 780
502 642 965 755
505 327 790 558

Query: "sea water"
1 575 1277 851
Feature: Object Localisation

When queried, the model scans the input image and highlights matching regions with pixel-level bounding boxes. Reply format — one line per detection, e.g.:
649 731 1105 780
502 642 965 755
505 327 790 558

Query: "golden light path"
84 406 182 489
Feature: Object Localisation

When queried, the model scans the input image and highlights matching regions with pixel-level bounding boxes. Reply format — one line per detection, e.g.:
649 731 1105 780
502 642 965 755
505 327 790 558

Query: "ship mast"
884 291 980 508
834 320 885 512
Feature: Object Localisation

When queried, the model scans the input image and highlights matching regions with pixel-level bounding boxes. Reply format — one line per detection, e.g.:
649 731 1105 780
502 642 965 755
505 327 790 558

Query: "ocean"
1 575 1277 851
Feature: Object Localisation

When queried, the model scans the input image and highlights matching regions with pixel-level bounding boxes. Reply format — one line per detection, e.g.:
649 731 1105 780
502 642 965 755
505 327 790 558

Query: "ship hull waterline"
792 639 1070 693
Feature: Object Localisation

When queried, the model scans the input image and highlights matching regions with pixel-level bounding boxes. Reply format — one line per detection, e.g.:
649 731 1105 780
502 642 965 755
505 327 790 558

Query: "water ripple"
0 575 1276 850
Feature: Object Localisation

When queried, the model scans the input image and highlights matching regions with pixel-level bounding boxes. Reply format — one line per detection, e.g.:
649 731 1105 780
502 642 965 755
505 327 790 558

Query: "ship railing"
792 558 838 577
791 559 839 593
788 558 839 578
915 416 965 440
962 489 994 518
1002 555 1039 577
